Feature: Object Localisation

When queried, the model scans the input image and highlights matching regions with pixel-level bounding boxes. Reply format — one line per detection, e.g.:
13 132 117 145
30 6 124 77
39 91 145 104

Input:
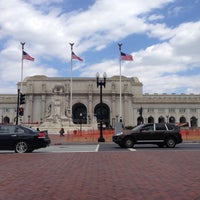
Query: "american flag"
121 52 133 61
72 51 83 61
23 51 35 61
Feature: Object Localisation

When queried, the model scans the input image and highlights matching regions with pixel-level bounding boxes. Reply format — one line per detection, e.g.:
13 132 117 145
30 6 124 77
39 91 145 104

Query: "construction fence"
180 129 200 141
66 129 114 143
49 128 200 144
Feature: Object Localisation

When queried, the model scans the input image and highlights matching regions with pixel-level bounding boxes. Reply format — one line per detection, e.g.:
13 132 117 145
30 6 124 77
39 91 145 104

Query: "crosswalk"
34 144 137 153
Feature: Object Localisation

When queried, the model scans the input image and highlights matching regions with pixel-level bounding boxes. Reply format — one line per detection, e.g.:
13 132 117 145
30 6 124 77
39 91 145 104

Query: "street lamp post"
96 72 106 142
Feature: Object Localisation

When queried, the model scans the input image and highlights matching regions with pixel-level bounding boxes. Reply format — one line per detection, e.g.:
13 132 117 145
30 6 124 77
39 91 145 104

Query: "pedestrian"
59 128 65 136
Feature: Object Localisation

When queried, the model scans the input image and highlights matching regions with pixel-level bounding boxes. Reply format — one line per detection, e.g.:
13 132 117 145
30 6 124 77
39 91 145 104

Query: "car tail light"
38 132 46 139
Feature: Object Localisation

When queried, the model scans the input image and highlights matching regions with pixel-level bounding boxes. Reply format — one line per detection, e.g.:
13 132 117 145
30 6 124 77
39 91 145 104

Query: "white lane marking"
128 148 136 151
95 144 100 152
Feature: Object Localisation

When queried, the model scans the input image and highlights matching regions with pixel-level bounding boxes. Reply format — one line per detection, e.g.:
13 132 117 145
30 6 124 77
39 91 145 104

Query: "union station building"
0 75 199 131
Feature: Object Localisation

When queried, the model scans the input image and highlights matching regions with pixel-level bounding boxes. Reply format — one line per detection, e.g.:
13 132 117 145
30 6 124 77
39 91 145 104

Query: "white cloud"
0 0 173 57
124 20 200 93
79 19 200 94
0 0 199 95
80 60 119 77
147 23 176 40
170 21 200 61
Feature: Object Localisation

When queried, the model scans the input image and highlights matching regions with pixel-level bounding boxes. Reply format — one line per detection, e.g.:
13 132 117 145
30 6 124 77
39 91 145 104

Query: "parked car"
113 123 182 148
0 124 51 153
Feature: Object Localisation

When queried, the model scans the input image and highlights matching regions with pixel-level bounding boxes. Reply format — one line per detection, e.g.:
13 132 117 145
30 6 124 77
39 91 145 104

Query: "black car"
0 124 51 153
113 123 182 148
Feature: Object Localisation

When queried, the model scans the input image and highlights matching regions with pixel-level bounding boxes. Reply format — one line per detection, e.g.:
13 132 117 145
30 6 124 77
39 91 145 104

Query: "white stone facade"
0 75 199 131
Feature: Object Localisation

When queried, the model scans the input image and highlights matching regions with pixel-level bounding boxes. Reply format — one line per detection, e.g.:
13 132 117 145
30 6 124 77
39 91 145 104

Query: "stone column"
28 95 33 122
88 82 93 124
41 95 46 123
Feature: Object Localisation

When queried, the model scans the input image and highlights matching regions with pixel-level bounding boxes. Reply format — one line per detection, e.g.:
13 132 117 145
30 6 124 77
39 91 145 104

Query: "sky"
0 0 200 94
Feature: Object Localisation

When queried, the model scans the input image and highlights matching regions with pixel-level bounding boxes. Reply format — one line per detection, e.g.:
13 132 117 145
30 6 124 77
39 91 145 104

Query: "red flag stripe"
121 52 133 61
72 51 83 61
23 51 34 61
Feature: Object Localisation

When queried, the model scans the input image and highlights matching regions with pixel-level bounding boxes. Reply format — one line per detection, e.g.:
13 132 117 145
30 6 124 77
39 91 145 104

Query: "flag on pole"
72 51 83 61
120 52 133 61
23 51 35 61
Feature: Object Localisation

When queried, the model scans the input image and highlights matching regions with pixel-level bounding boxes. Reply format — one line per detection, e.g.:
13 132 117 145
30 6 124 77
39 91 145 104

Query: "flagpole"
118 43 122 122
69 43 74 120
20 42 25 91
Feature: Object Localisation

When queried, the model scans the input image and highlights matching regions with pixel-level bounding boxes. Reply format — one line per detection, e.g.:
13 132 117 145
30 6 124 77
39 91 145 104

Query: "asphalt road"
33 142 200 153
0 142 199 154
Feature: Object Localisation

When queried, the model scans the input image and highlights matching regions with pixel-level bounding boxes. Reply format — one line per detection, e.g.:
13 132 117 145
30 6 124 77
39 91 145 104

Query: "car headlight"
115 132 123 136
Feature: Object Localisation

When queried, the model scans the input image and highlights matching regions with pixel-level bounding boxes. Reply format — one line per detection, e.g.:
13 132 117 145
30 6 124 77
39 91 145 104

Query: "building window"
179 108 185 113
147 108 154 113
190 108 196 113
169 108 175 113
158 108 165 113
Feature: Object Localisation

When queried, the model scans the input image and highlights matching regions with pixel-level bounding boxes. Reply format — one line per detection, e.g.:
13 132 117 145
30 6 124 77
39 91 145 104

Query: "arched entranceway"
148 116 154 123
94 103 110 128
191 116 198 128
3 116 10 123
180 116 186 123
179 116 189 127
72 103 87 124
137 116 144 125
158 116 165 123
169 116 175 123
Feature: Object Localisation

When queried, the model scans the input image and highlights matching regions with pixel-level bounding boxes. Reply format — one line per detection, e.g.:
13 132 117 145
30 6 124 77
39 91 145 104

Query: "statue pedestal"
38 115 97 134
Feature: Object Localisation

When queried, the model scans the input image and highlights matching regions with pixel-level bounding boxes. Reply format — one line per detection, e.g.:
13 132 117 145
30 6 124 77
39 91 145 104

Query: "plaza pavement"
0 148 200 200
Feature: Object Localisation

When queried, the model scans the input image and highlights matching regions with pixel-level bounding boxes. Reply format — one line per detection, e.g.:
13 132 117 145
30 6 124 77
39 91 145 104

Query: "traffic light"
19 107 24 116
20 93 26 105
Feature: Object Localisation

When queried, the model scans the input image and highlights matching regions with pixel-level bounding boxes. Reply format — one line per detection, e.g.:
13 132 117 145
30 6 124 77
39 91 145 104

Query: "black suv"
113 123 182 148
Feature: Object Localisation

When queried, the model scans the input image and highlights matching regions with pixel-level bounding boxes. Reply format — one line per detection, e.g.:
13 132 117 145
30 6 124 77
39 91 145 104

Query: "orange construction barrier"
66 129 114 143
180 128 200 141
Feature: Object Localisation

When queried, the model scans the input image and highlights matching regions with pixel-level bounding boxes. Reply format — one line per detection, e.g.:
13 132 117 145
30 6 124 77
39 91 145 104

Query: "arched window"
72 103 87 124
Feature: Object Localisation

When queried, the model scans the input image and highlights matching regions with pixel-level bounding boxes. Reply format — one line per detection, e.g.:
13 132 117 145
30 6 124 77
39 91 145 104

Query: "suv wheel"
124 138 134 148
166 138 176 148
15 141 28 153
